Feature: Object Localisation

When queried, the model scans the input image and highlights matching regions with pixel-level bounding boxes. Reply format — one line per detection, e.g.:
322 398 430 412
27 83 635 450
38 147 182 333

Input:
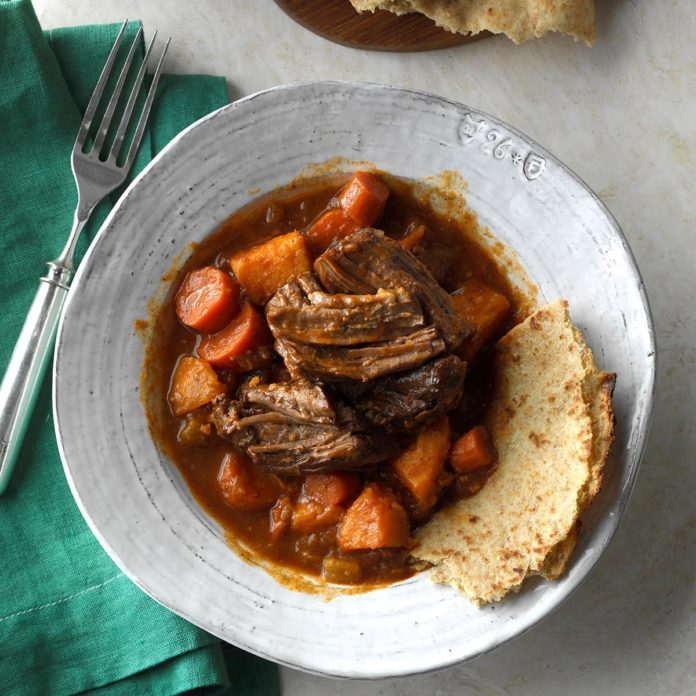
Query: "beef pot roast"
211 380 398 475
266 272 425 346
338 354 467 433
221 228 472 471
314 228 471 350
274 325 447 383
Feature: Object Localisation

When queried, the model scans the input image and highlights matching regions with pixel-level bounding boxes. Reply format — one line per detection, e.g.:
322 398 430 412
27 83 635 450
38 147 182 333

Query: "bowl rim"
53 80 657 679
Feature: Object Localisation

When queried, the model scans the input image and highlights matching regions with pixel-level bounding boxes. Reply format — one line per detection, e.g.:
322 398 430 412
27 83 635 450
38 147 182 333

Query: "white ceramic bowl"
53 82 655 678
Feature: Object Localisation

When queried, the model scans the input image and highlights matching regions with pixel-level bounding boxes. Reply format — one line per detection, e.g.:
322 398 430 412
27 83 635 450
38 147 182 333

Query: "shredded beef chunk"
240 379 335 423
414 242 454 286
211 396 246 440
338 355 467 433
231 227 471 468
266 269 445 383
314 228 471 350
211 382 397 475
275 326 446 383
267 273 424 346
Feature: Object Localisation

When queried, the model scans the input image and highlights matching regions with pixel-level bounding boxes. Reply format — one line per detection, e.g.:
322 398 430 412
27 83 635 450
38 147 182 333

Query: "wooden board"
274 0 489 52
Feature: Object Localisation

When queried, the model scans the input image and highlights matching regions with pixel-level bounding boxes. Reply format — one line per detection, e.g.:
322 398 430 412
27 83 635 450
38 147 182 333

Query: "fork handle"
0 263 71 495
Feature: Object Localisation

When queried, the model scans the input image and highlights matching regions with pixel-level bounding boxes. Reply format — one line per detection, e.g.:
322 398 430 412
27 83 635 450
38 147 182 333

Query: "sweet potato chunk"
168 356 226 416
390 416 451 515
338 484 410 551
290 473 362 533
449 425 496 473
302 472 362 508
451 279 511 360
291 500 344 533
230 231 312 305
218 451 280 511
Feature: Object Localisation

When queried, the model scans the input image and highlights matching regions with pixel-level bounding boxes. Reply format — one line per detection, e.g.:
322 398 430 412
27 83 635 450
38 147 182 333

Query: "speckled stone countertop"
35 1 695 694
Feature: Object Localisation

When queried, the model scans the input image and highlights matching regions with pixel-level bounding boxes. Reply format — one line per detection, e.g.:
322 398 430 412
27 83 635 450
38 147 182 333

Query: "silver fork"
0 21 170 495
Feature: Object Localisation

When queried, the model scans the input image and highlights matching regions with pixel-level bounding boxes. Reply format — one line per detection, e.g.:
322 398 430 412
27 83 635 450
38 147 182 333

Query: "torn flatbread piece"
350 0 596 45
409 300 614 604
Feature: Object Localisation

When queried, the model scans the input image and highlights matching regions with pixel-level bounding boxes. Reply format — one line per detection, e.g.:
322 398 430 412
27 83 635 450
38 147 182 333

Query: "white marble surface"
34 1 696 694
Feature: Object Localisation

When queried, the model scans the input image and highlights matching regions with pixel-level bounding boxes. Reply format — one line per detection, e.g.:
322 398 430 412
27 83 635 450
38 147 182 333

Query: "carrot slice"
338 484 410 551
175 266 240 332
302 472 362 508
337 172 390 227
305 208 360 255
168 355 226 416
198 302 271 368
449 425 496 473
218 451 280 511
230 231 312 305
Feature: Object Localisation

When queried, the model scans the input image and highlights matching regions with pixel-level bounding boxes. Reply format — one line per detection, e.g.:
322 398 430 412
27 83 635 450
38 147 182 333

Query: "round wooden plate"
274 0 489 52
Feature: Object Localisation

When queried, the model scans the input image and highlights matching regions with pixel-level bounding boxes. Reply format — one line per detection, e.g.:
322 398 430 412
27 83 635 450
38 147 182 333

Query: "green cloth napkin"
0 2 280 695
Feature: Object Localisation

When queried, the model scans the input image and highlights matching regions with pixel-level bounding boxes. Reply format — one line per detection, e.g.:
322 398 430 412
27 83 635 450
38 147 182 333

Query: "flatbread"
409 300 615 604
538 523 578 580
537 363 615 581
350 0 596 45
579 362 616 505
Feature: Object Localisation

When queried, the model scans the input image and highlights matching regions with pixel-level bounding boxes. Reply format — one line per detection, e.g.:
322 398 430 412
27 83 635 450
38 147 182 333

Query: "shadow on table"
596 0 640 41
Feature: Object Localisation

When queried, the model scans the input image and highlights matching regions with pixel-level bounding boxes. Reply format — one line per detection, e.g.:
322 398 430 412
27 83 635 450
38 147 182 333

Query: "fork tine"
108 32 158 162
74 20 128 151
92 26 143 156
123 37 171 169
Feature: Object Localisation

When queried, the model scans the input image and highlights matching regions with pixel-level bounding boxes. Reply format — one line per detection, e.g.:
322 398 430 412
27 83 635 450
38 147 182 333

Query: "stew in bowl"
145 170 530 589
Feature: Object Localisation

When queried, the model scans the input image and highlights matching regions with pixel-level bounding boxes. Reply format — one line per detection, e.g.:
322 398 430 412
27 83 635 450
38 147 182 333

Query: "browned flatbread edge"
350 0 596 45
